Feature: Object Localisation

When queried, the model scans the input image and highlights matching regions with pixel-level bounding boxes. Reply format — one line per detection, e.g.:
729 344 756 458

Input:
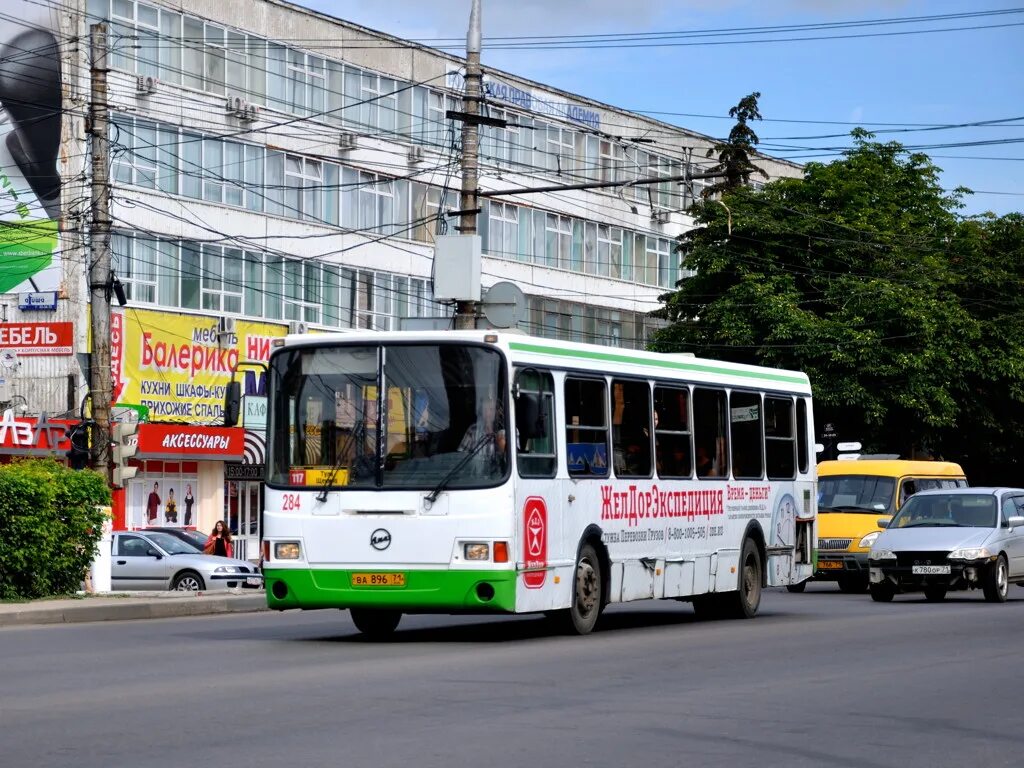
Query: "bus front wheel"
350 608 402 638
553 543 603 635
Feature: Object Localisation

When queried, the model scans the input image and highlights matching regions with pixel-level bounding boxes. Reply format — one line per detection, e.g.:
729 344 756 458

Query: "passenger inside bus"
458 395 507 458
696 444 720 477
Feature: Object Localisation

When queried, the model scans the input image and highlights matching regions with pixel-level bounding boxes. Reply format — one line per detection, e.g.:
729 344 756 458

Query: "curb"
0 593 269 627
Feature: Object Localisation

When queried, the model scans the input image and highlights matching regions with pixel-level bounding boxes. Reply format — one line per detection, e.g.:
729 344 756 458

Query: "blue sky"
312 0 1024 217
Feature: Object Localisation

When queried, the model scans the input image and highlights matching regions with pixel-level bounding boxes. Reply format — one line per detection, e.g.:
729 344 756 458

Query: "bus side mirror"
224 381 241 427
877 518 890 529
515 392 547 440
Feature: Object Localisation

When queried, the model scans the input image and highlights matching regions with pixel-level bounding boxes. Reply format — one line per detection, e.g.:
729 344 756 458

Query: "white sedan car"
111 531 263 592
868 488 1024 603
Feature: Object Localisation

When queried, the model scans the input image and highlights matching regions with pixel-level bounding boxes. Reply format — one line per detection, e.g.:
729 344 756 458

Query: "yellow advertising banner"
114 308 289 424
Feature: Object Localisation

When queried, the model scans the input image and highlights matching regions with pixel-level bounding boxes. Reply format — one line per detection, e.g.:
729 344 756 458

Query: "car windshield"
143 531 201 555
818 475 896 513
269 343 508 490
888 494 997 529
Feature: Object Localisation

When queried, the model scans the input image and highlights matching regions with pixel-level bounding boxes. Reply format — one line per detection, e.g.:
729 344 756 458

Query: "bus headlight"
464 543 490 561
274 542 302 560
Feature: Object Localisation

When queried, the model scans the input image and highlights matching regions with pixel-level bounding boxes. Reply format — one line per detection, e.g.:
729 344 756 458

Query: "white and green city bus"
253 330 817 636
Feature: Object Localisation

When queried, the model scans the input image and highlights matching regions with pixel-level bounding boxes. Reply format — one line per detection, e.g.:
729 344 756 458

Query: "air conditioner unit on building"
225 94 258 122
407 145 425 164
651 210 671 224
217 316 237 335
339 132 358 152
135 75 159 94
226 94 245 114
239 103 260 123
288 320 308 335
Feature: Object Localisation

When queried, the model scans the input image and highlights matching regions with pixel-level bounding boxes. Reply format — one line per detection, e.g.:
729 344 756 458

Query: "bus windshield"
268 343 508 490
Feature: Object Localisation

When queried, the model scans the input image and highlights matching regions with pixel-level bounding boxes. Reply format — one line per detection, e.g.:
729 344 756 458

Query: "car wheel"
786 580 807 593
982 554 1009 603
723 538 763 619
172 570 205 591
870 582 895 602
349 608 402 638
551 543 603 635
924 585 947 602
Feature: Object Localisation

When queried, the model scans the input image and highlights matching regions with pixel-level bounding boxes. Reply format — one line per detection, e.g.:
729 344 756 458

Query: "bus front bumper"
263 567 517 613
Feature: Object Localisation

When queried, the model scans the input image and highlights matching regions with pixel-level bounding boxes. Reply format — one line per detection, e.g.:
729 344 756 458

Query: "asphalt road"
2 583 1023 768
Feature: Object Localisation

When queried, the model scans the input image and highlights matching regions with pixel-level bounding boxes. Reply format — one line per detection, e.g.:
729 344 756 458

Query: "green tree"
0 459 111 600
651 132 1023 467
701 91 768 199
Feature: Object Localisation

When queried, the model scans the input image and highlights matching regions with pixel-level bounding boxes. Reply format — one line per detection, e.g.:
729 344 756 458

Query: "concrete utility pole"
454 0 483 330
89 23 112 480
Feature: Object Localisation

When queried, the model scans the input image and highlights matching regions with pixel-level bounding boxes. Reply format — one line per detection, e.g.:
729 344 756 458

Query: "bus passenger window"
515 369 556 478
564 377 609 477
612 379 652 477
730 391 764 480
693 388 728 479
765 396 796 479
796 398 809 474
654 385 692 478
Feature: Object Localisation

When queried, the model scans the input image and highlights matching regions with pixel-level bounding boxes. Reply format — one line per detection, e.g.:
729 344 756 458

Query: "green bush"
0 459 111 600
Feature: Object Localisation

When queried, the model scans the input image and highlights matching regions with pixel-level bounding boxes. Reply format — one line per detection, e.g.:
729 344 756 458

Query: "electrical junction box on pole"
432 235 481 301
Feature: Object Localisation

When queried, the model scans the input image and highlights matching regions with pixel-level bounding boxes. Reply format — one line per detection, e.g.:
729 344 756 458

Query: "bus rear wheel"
552 543 603 635
350 608 402 638
724 538 763 619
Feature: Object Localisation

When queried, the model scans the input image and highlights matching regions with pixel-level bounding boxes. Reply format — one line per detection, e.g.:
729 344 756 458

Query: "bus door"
512 369 562 612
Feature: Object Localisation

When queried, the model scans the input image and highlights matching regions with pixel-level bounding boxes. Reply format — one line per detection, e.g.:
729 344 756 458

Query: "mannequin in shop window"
165 488 177 524
184 485 195 527
146 482 161 524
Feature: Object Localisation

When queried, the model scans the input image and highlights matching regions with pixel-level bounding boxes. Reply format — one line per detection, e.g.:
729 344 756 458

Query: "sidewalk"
0 590 269 627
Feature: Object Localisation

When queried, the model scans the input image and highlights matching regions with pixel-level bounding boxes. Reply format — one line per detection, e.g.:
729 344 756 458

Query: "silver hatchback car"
868 488 1024 602
111 531 263 592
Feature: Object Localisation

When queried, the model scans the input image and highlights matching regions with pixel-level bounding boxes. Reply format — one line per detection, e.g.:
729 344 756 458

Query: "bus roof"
818 459 966 478
276 330 812 393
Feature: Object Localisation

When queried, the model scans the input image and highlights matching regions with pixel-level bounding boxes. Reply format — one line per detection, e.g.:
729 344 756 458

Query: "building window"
284 155 323 222
201 245 243 314
112 234 156 304
545 214 572 270
485 202 520 260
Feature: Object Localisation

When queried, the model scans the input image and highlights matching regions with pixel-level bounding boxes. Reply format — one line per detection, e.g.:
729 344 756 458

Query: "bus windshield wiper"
316 427 361 503
425 433 494 505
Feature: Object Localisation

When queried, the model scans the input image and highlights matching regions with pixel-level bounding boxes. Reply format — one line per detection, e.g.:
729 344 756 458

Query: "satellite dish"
481 281 526 328
0 351 18 369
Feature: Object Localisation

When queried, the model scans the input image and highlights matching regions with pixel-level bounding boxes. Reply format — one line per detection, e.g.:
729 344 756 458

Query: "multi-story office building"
0 0 801 548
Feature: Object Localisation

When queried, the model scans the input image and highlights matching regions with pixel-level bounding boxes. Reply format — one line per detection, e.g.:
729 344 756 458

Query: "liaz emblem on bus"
523 497 547 589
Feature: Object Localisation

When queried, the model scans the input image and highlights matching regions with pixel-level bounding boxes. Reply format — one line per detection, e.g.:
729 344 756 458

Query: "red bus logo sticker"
523 496 547 589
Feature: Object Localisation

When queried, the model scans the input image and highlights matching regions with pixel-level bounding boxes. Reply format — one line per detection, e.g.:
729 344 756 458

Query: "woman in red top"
203 520 233 559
